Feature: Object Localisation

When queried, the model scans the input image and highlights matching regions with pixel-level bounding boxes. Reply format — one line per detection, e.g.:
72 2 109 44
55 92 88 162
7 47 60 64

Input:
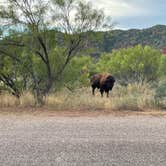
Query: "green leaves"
158 55 166 78
0 0 108 103
61 55 93 89
96 45 162 84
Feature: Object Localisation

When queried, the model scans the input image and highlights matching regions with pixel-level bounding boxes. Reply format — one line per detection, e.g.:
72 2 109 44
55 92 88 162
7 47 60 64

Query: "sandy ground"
0 107 166 117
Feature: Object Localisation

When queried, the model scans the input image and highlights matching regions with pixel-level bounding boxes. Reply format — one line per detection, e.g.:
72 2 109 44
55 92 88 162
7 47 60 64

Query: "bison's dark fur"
90 73 115 97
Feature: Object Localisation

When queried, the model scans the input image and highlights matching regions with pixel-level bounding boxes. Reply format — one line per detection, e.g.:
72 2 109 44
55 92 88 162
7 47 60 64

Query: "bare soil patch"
0 107 166 117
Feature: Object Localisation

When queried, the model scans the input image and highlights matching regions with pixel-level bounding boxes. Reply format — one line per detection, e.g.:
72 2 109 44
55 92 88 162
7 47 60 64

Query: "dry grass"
110 83 156 111
0 83 165 112
45 88 106 111
0 93 19 107
0 91 35 107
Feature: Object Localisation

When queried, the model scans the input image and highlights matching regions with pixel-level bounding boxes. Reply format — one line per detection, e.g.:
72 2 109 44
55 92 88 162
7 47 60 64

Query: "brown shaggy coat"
90 73 115 97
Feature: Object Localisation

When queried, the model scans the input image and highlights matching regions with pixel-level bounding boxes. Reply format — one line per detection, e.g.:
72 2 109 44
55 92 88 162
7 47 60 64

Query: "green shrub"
95 45 162 84
154 79 166 108
155 80 166 99
158 55 166 78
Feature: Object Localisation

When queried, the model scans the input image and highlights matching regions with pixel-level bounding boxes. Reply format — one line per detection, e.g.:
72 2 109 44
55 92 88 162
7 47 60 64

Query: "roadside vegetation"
0 0 165 112
1 45 166 111
0 81 165 111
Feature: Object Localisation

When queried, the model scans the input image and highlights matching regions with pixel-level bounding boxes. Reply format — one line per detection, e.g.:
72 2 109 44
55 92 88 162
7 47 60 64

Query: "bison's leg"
106 90 109 98
92 85 96 95
100 89 104 97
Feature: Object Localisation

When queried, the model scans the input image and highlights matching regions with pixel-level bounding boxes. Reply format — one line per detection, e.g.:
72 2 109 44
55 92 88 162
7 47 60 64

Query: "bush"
95 45 162 84
154 79 166 108
158 55 166 78
55 56 94 91
111 82 156 111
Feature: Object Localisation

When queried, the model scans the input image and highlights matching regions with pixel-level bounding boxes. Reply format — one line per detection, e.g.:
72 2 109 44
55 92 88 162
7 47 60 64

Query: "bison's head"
106 75 115 83
105 75 115 89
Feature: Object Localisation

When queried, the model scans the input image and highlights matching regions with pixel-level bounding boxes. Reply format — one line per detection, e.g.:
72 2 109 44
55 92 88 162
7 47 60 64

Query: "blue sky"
90 0 166 29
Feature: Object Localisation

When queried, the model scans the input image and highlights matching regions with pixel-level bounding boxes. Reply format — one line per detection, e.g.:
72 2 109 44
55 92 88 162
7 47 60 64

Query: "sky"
0 0 166 30
89 0 166 30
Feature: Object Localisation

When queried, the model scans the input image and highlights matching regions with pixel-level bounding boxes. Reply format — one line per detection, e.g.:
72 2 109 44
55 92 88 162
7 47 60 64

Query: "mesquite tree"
0 0 111 104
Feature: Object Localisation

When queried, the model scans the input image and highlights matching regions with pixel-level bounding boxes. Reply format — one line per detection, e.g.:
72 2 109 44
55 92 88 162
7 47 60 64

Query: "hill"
1 25 166 55
87 25 166 54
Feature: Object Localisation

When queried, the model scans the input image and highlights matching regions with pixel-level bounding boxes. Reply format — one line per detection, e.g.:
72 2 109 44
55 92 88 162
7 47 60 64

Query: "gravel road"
0 115 166 166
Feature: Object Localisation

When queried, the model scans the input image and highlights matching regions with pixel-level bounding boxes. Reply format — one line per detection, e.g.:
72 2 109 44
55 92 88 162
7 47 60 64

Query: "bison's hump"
99 73 113 83
90 74 102 83
90 73 115 84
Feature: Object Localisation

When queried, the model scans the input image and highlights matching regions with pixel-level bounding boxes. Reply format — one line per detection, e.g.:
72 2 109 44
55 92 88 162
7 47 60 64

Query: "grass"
0 82 165 112
0 91 35 107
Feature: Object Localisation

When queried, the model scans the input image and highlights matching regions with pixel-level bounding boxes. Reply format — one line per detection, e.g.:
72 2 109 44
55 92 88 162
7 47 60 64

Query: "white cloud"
87 0 166 29
89 0 153 17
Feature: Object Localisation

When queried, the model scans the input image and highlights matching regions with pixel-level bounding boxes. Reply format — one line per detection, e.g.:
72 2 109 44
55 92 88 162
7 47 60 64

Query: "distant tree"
95 45 162 84
158 55 166 78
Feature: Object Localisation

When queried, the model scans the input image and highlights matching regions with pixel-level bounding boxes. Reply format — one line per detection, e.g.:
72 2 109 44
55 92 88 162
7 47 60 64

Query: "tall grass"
0 83 165 111
0 91 35 107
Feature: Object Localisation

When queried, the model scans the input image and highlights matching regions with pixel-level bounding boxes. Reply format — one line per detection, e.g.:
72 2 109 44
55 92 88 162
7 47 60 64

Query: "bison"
90 73 115 97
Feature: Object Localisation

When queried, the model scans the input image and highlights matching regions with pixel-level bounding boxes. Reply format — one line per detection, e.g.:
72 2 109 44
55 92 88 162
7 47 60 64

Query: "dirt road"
0 114 166 166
